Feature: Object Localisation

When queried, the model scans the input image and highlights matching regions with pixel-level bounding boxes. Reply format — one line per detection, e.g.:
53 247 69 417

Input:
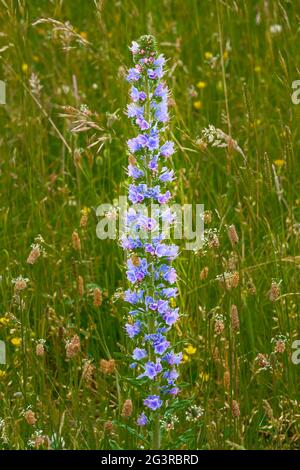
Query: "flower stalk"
122 35 181 449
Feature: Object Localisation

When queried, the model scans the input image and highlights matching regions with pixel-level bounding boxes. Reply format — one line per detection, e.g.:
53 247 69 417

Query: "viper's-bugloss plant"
121 36 181 441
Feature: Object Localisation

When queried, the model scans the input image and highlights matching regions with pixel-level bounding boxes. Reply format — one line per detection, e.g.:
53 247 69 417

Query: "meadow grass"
0 0 300 450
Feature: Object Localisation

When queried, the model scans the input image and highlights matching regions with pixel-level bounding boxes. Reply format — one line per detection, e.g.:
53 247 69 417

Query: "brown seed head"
231 304 240 332
200 266 209 280
93 287 102 307
232 400 240 418
36 343 45 357
227 224 239 245
214 319 225 335
24 409 37 426
27 246 41 265
121 399 133 418
77 275 84 296
268 282 280 302
72 231 81 251
66 334 81 359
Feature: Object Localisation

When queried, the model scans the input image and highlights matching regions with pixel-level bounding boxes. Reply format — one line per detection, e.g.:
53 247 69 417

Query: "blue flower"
125 321 142 338
137 412 148 426
124 289 143 304
163 308 179 325
163 351 182 365
130 86 146 103
132 348 148 360
160 141 175 157
129 41 139 54
138 359 162 380
127 164 144 179
163 368 179 384
126 67 141 82
127 103 144 118
159 168 175 182
143 395 163 411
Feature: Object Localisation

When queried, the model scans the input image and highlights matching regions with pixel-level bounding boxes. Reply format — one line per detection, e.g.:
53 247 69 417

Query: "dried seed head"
36 343 45 357
121 399 133 418
34 435 50 449
227 224 239 245
227 253 238 271
224 370 230 391
72 231 81 251
100 358 116 374
82 360 95 385
217 271 239 290
204 210 212 224
230 271 239 289
274 339 285 354
208 233 219 248
80 207 90 227
27 245 41 265
131 254 140 266
128 155 136 165
93 287 102 307
200 266 209 280
214 319 225 335
77 275 84 296
24 410 37 426
231 304 240 332
247 279 256 295
80 214 88 227
66 334 81 359
13 276 29 292
263 400 274 420
104 421 114 434
256 353 270 369
232 400 240 418
268 281 280 302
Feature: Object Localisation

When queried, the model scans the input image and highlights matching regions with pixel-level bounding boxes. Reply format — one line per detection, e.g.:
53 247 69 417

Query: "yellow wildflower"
254 65 261 73
196 81 207 89
204 51 213 60
193 100 202 110
80 32 88 39
81 206 91 215
274 159 285 168
184 344 197 355
199 371 209 382
182 354 190 363
0 317 9 326
223 50 229 60
0 370 7 379
11 337 22 347
22 63 29 73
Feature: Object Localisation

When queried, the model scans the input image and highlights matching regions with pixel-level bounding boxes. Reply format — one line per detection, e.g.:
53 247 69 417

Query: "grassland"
0 0 300 450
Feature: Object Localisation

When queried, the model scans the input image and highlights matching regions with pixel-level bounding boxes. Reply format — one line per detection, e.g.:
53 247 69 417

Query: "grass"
0 0 300 450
